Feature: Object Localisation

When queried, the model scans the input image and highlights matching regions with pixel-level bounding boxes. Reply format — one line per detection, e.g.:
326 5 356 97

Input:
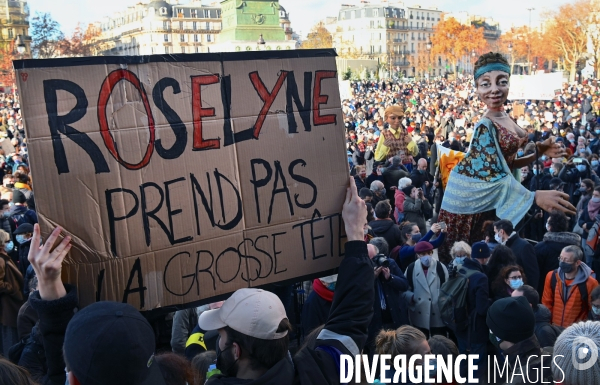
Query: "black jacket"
301 290 332 337
367 259 409 349
18 324 47 383
529 173 551 192
455 258 491 344
368 219 402 251
28 284 78 385
409 169 431 190
534 304 561 348
490 336 553 384
534 232 581 295
506 234 539 292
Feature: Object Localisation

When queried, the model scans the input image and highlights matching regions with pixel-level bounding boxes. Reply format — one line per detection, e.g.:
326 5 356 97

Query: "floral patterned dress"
436 119 529 263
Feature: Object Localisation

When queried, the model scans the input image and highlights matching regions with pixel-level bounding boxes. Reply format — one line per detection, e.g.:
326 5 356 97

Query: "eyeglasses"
558 257 575 263
508 276 522 280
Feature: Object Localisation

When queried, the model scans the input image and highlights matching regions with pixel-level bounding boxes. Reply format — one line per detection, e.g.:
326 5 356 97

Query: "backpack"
438 266 479 333
550 270 589 313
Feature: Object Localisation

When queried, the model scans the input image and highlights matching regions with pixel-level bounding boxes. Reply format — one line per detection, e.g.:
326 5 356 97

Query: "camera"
374 254 390 268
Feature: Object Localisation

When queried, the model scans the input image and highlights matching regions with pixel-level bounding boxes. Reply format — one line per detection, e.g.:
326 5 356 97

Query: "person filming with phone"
403 185 433 236
559 157 600 207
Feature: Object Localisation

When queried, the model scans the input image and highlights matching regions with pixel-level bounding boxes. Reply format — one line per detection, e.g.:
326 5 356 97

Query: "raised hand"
538 137 566 159
534 190 576 217
343 177 368 242
28 224 72 300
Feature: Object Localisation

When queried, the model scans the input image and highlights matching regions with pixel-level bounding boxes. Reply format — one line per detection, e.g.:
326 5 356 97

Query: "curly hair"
547 210 569 233
474 52 510 76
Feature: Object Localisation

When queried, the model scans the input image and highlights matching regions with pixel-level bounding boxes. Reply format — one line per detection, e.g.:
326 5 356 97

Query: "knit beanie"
402 185 414 196
12 189 26 204
552 321 600 384
486 296 535 343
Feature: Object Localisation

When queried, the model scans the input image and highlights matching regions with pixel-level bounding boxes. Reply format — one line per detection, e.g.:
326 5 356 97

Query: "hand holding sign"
28 224 71 300
343 177 367 242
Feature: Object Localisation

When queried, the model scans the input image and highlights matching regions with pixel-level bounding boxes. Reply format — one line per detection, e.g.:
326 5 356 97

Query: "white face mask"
494 233 504 244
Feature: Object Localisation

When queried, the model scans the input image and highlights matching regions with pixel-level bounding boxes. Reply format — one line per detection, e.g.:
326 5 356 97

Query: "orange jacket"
542 269 599 328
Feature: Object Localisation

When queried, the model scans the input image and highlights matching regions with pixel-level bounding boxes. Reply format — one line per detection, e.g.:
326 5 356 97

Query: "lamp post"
527 7 535 74
426 40 432 78
15 35 25 58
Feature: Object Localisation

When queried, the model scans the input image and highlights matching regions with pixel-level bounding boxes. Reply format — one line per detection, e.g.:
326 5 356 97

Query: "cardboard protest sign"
15 50 349 309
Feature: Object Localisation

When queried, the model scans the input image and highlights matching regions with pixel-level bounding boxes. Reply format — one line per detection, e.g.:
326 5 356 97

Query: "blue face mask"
580 129 587 135
593 306 600 316
593 160 599 167
4 240 12 253
326 282 336 291
577 165 587 173
419 255 431 267
453 256 466 265
411 234 422 243
533 169 539 175
509 278 524 289
517 151 524 157
595 129 600 135
15 234 29 244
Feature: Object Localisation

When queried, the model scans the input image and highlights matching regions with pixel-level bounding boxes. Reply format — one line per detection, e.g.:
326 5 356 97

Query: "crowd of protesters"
3 71 600 385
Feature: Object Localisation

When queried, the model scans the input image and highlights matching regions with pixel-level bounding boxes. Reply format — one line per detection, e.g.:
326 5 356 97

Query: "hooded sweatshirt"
542 262 600 327
368 219 402 251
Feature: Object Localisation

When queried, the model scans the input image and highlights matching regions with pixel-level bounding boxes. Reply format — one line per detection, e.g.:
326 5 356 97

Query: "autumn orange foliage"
430 15 486 73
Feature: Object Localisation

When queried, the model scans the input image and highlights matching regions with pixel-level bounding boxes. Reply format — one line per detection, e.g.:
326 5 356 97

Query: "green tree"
31 12 64 58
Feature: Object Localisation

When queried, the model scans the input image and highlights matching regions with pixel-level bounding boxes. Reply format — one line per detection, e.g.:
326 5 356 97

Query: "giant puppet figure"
437 52 576 258
374 105 418 162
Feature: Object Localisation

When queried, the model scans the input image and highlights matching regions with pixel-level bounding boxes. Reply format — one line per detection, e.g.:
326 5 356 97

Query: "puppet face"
475 70 510 111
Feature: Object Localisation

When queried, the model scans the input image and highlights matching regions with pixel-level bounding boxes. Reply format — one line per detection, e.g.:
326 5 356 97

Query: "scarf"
588 198 600 221
312 278 334 302
14 182 30 191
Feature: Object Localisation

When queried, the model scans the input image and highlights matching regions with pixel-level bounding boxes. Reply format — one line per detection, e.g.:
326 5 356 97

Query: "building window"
204 9 209 18
373 9 378 17
194 34 199 42
191 9 197 18
351 10 356 19
195 46 199 53
159 7 168 15
361 9 365 18
164 34 169 42
7 29 13 39
206 22 210 30
370 20 374 28
180 34 185 42
151 47 154 54
177 9 184 18
193 21 197 30
164 21 170 30
207 34 212 42
181 47 186 53
179 21 183 30
165 46 169 54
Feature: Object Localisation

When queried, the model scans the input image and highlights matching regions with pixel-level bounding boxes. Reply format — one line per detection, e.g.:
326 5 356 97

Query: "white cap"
198 288 288 340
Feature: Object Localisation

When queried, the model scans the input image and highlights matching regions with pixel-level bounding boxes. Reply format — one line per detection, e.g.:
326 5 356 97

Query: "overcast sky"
27 0 568 38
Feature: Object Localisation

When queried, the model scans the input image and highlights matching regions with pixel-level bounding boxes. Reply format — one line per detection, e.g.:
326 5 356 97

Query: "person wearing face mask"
403 185 433 236
369 180 387 207
403 242 449 339
365 242 410 357
409 158 432 199
0 199 14 261
588 285 600 321
591 156 600 174
492 265 527 300
494 219 540 292
486 297 552 383
13 223 32 279
542 245 599 328
0 228 23 358
529 161 551 193
449 241 471 268
578 186 600 240
301 274 338 339
395 222 446 271
575 179 595 224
